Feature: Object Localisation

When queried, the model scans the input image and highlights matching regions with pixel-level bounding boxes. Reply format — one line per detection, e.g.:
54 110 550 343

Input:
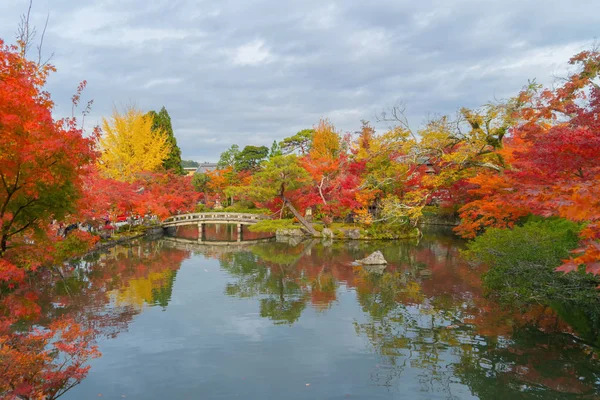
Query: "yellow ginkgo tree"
98 106 171 181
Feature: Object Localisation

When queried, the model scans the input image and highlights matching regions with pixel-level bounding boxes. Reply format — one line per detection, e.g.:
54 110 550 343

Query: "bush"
248 219 299 233
195 203 209 213
312 223 324 232
463 218 600 308
222 206 271 215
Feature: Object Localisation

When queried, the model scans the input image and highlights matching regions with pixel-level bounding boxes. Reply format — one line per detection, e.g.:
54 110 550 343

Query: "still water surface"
53 227 600 399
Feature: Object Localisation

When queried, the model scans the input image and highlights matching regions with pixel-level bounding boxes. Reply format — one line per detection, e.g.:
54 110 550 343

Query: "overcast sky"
1 0 598 161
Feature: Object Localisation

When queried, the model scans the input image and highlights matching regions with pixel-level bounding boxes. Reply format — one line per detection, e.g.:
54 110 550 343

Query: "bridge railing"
163 212 268 225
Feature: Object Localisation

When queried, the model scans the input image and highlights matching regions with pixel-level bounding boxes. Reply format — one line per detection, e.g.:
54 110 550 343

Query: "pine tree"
146 107 184 174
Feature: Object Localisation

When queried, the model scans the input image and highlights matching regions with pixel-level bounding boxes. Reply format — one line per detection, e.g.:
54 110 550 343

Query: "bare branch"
36 11 54 67
16 0 36 56
375 103 417 140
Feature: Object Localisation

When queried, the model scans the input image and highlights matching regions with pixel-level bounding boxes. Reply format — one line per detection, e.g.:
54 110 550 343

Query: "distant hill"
181 160 200 168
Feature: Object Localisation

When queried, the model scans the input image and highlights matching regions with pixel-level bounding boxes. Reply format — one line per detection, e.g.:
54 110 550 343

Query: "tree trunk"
0 234 7 255
317 177 327 205
282 196 319 237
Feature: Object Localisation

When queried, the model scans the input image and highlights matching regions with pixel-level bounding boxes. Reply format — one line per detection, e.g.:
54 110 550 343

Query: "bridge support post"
237 223 242 242
198 222 204 243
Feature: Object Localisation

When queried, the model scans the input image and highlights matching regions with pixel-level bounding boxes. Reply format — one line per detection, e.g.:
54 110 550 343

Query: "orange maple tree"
0 38 102 399
456 50 600 274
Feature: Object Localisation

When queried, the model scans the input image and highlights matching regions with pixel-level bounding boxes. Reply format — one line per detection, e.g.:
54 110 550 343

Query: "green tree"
233 155 317 235
234 145 269 171
245 155 308 202
217 144 240 169
280 129 314 155
146 107 183 174
192 172 211 202
269 140 282 159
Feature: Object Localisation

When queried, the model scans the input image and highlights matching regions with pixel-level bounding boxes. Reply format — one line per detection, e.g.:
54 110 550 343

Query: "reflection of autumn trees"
351 235 600 397
212 233 600 397
2 240 190 398
219 243 310 324
170 223 275 242
75 240 189 316
455 328 600 399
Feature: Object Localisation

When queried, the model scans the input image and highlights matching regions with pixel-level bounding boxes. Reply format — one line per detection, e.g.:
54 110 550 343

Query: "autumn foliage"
456 50 600 275
0 31 197 398
2 6 600 396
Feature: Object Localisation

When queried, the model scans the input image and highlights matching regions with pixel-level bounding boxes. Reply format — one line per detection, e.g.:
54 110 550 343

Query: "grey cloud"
0 0 597 161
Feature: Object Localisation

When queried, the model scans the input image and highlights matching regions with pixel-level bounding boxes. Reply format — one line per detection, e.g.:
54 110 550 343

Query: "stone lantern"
305 207 313 222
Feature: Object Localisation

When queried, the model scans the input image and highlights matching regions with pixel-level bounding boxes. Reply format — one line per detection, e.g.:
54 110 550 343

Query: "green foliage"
217 144 240 169
248 219 299 232
181 160 199 168
422 205 460 218
114 224 147 234
222 201 270 215
234 145 269 171
241 155 309 202
194 203 209 213
269 140 282 159
53 233 94 264
325 222 419 240
463 218 600 308
279 129 313 155
312 223 324 232
146 107 183 174
192 172 210 192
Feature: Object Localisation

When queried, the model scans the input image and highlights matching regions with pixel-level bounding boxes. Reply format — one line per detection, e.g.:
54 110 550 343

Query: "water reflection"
39 240 191 334
6 232 600 399
200 233 600 397
169 223 274 242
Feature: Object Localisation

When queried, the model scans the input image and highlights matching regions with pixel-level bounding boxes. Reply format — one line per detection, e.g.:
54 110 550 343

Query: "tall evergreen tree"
146 107 184 174
269 140 282 159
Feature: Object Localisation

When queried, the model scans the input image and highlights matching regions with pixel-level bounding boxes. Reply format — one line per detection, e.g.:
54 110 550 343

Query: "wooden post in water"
198 222 204 243
237 223 242 242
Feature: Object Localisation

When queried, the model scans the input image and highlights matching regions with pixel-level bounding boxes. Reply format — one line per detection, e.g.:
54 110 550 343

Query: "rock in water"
344 228 361 240
322 228 334 239
355 250 387 265
275 229 306 237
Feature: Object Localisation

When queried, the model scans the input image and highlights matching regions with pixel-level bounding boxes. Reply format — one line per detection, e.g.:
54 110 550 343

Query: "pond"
38 229 600 399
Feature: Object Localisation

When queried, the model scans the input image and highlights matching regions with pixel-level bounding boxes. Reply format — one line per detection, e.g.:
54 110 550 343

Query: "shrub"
195 203 209 213
248 219 299 233
312 223 324 232
463 218 600 308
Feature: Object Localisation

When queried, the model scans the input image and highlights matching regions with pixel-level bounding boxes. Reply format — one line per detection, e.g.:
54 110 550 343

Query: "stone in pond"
354 250 387 265
344 229 361 240
322 228 334 239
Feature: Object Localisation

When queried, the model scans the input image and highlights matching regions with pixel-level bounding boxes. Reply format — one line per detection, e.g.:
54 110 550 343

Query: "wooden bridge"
162 212 268 227
162 212 269 242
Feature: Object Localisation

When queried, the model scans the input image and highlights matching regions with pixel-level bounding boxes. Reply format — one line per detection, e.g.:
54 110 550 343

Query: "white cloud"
143 78 183 89
0 0 597 162
231 39 273 66
347 28 393 58
304 3 338 29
